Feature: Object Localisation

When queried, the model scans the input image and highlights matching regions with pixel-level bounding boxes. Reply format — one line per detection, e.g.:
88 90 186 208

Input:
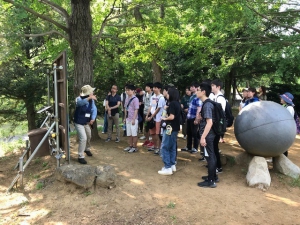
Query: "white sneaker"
128 147 137 153
171 165 176 172
139 136 146 140
158 167 173 175
149 136 152 140
124 146 132 151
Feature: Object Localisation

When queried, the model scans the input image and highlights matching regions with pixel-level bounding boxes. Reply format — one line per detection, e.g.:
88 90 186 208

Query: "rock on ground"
246 156 271 191
273 154 300 179
55 164 116 189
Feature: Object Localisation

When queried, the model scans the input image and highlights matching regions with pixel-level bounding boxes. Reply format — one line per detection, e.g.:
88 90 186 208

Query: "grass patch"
84 191 93 196
167 202 176 209
36 182 44 190
19 200 29 207
290 178 300 187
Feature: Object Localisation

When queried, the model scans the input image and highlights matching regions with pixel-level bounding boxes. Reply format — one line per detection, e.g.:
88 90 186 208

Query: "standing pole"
19 157 23 188
53 63 61 168
47 69 50 106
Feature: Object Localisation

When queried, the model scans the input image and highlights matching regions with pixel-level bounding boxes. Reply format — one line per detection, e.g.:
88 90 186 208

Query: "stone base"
273 154 300 179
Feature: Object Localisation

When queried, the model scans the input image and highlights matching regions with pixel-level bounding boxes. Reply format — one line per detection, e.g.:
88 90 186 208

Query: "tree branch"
23 30 69 42
93 0 117 50
245 4 300 34
3 0 69 33
39 0 70 23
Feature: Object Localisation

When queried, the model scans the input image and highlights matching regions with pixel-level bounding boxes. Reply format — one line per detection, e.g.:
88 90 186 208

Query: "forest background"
0 0 300 135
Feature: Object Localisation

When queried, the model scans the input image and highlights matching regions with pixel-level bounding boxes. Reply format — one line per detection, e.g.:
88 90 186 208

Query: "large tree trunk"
152 60 162 82
224 71 234 103
25 100 36 131
69 0 100 140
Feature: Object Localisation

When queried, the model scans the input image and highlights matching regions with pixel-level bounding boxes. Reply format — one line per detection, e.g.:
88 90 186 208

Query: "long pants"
204 135 217 181
103 111 108 133
182 119 187 136
161 130 178 169
213 135 222 169
186 118 199 150
74 123 91 158
108 113 120 139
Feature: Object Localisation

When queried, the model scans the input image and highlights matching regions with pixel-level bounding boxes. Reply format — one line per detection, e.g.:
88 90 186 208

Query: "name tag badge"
85 113 91 118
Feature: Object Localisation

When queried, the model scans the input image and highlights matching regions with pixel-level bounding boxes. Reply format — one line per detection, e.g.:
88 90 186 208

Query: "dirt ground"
1 126 300 225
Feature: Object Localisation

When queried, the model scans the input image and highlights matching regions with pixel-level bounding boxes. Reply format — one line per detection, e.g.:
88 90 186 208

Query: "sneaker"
201 176 220 183
190 148 198 154
216 168 223 174
139 136 146 140
197 180 216 188
124 146 132 151
158 167 173 175
154 148 160 155
149 136 152 140
78 158 87 164
115 138 120 143
128 147 137 153
147 142 154 148
105 138 111 142
142 140 150 146
183 135 187 139
84 150 93 156
148 146 155 151
171 165 176 172
198 156 206 161
219 149 222 153
181 147 190 152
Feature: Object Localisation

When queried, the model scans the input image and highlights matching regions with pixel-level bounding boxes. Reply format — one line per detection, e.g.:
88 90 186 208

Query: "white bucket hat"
80 85 95 96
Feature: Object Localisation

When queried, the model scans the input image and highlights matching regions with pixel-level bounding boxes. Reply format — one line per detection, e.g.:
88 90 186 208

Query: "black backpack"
202 99 227 136
216 95 234 127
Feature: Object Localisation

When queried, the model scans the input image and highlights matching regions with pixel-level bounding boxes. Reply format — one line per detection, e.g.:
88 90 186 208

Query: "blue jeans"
161 130 178 169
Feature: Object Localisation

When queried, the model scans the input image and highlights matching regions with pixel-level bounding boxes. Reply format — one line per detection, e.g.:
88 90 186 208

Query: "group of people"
73 81 298 188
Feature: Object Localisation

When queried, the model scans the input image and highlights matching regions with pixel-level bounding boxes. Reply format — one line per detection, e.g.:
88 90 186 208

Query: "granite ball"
234 101 296 157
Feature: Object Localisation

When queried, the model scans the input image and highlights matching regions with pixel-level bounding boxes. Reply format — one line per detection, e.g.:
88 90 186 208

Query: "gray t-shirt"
200 100 216 138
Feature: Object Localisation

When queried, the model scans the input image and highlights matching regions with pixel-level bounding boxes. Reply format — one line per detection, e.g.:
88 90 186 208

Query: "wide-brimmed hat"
80 85 95 96
280 92 294 105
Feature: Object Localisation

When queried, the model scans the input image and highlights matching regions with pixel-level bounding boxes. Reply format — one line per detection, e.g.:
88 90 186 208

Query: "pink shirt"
125 96 139 121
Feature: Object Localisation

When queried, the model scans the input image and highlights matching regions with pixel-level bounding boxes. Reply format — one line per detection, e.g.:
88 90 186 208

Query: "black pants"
186 118 199 150
213 135 222 169
204 136 217 181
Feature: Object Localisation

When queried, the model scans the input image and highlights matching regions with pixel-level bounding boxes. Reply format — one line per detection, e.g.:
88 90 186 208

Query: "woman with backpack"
280 92 299 157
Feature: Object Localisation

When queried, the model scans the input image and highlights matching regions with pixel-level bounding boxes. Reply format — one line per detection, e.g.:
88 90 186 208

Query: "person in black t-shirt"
105 85 121 143
157 87 181 176
196 83 217 188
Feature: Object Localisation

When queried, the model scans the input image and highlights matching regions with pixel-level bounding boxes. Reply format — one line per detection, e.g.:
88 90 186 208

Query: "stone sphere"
234 101 296 157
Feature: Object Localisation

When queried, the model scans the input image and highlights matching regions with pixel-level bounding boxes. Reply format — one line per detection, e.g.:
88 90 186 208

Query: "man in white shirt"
210 79 226 173
146 82 166 152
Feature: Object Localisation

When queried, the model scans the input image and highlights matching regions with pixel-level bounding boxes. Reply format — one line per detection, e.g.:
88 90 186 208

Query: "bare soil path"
1 127 300 225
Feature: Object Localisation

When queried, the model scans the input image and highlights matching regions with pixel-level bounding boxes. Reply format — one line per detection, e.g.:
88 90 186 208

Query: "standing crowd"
73 81 298 188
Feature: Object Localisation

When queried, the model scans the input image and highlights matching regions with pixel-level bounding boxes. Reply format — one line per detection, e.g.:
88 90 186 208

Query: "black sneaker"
84 151 93 156
181 147 190 152
78 158 87 164
105 138 111 142
197 180 216 188
201 176 220 183
115 138 120 143
216 168 223 174
198 156 206 161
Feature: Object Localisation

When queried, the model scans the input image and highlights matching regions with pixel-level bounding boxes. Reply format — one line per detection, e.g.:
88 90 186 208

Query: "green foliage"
36 182 44 190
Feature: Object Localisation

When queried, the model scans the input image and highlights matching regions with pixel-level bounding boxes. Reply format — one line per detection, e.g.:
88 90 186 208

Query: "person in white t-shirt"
146 82 166 152
211 79 226 174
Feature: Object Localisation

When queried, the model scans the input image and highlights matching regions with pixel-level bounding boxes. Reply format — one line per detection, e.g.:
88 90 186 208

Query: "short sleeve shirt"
106 94 121 115
150 94 166 122
125 96 139 121
167 101 181 131
200 100 215 138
